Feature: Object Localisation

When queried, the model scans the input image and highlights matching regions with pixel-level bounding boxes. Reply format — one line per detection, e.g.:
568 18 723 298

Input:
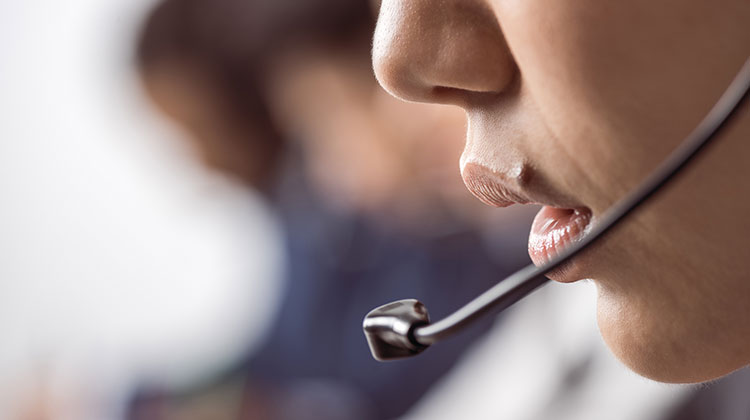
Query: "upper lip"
461 162 531 207
461 162 583 209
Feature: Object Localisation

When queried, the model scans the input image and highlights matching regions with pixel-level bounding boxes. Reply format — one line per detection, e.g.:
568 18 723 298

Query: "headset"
363 58 750 361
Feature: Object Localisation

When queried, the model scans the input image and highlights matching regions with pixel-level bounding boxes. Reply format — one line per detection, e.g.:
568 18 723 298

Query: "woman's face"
372 0 750 382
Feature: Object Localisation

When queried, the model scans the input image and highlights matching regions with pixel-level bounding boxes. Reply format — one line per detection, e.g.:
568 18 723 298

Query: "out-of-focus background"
3 1 750 420
0 0 283 418
2 0 519 418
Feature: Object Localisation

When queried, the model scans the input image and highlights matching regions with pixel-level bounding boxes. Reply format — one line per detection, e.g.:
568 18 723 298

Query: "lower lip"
528 206 592 275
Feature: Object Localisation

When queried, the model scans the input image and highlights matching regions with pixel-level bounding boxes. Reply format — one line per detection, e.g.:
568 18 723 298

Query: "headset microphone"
363 58 750 361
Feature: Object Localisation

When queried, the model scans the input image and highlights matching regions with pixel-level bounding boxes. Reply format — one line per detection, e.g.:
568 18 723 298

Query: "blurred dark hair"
136 0 374 181
137 0 374 69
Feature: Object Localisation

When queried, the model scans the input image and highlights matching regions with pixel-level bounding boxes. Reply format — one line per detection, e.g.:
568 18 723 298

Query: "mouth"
528 207 592 279
461 162 593 282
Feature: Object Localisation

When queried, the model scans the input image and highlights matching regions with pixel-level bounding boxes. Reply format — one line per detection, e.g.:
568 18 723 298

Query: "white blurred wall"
0 1 284 418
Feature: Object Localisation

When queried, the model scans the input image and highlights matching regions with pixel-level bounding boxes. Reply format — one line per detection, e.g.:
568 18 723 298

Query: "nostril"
430 86 469 106
431 83 512 106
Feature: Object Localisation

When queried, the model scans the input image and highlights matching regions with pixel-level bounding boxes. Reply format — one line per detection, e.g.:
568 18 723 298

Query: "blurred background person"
129 0 534 419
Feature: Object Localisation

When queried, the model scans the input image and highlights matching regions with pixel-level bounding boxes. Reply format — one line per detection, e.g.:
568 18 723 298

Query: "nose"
372 0 516 106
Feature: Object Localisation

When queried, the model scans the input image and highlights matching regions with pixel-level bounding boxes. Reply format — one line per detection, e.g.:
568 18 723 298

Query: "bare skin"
372 0 750 383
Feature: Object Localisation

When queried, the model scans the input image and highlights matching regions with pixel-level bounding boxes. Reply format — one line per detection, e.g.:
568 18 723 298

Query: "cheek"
492 0 644 207
493 0 731 210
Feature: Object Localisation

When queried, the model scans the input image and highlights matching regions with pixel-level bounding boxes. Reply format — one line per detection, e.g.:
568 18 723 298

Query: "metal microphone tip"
363 299 431 361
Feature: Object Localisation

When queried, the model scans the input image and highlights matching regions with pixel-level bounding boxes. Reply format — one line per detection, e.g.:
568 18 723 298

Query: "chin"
594 287 743 384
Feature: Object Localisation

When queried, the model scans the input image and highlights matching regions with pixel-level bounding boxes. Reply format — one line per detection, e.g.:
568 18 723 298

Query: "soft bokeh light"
0 1 283 418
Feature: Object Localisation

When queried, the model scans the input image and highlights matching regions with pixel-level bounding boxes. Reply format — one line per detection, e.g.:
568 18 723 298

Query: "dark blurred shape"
665 368 750 420
129 0 533 419
135 0 372 191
